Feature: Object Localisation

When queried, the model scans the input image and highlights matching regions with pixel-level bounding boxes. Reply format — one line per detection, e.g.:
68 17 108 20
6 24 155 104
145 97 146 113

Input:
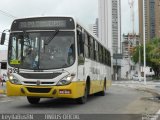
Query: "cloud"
0 0 98 50
0 0 98 31
0 0 139 50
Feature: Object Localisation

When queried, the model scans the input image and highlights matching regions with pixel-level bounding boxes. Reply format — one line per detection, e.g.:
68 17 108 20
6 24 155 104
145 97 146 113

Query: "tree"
148 37 160 77
132 37 160 77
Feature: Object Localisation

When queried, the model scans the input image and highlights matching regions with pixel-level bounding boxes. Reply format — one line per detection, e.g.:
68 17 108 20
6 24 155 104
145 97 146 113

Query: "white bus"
0 17 111 104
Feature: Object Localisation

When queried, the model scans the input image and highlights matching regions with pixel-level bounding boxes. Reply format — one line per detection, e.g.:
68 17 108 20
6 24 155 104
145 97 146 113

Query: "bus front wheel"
76 85 88 104
27 97 40 104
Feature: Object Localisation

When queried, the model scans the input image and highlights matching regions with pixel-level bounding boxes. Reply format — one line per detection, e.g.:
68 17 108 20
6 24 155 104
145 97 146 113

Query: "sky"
121 0 139 34
0 0 138 50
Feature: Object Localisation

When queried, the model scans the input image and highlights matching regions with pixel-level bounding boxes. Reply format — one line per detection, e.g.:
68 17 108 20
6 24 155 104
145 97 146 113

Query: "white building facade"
112 0 121 54
0 50 7 79
98 0 112 51
89 18 99 37
98 0 121 80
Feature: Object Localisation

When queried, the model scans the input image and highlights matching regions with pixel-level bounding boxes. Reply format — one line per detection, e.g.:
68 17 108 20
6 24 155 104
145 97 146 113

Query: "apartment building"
139 0 160 41
155 0 160 38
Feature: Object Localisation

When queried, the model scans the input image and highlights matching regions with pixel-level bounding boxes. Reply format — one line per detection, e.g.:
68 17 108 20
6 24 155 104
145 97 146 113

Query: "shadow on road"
13 93 111 109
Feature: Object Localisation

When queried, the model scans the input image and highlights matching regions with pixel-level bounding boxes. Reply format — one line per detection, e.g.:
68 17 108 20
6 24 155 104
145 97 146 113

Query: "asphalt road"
0 85 159 115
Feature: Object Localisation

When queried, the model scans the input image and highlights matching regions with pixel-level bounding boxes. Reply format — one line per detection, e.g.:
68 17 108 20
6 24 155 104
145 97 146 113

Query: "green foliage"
132 37 160 77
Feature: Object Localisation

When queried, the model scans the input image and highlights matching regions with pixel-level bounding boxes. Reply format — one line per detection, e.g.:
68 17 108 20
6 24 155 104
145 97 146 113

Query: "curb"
113 83 160 98
135 87 160 96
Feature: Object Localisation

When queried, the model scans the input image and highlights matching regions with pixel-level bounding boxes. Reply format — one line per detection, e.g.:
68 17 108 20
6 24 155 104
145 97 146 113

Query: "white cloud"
0 0 98 50
0 0 98 31
0 0 139 50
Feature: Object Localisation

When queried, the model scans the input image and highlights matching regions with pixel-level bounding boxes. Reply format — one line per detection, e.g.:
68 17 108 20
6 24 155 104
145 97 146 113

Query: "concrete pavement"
0 80 160 116
0 85 159 115
1 80 160 95
113 80 160 96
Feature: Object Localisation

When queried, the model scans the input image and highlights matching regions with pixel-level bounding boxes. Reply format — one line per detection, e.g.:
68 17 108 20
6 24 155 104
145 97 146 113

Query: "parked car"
132 74 144 81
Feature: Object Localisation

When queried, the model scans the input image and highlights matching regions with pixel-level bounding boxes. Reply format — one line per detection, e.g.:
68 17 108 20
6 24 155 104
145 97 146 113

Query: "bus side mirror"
0 33 6 45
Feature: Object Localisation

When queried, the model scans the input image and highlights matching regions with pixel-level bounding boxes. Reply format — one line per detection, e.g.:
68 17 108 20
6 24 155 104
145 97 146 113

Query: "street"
0 83 160 115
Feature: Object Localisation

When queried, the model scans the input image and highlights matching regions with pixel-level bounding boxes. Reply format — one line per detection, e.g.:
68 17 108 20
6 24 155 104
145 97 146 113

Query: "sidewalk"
113 80 160 96
135 81 160 96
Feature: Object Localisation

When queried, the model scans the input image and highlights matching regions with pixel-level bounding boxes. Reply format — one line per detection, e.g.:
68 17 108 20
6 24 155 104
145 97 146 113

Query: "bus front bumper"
6 81 85 99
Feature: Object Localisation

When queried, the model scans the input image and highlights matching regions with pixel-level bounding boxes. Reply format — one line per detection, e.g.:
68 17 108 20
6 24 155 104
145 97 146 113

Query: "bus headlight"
9 75 22 85
57 75 75 86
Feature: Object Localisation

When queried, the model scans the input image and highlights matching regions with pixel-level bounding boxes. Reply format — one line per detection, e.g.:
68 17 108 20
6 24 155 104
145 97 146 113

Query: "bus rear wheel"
99 81 106 96
76 85 88 104
27 97 40 104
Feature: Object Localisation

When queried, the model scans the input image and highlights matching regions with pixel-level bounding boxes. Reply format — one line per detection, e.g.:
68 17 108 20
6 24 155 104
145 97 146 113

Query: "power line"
0 9 17 19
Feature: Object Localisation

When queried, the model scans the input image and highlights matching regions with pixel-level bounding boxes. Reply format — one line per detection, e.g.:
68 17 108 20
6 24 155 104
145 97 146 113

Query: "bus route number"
8 68 19 73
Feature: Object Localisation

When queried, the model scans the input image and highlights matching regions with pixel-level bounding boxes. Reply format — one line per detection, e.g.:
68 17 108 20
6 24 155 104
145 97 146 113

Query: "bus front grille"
24 81 55 85
26 87 51 93
19 73 61 79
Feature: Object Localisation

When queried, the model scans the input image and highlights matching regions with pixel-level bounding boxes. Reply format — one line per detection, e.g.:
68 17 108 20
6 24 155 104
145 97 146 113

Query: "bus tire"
27 97 40 104
76 85 88 104
99 80 106 96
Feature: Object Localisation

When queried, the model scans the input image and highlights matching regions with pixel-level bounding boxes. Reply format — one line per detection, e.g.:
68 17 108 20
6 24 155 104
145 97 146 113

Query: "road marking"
155 109 160 120
0 94 7 97
144 108 160 120
0 100 12 103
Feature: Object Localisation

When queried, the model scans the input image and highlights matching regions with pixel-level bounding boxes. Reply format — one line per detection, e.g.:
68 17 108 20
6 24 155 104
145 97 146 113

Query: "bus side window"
77 30 84 56
77 30 85 65
84 32 89 58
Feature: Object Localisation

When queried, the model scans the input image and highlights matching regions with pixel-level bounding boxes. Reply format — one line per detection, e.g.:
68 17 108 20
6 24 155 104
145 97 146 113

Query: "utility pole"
143 0 146 85
138 37 141 81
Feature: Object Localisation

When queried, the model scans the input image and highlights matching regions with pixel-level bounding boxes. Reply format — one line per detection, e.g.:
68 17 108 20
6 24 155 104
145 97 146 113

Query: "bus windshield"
8 31 75 70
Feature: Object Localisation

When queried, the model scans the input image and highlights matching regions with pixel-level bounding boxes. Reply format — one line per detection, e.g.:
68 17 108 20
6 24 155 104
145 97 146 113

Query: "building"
155 0 160 38
122 34 140 58
0 50 7 77
138 0 156 42
98 0 121 53
121 34 140 79
98 0 121 80
98 0 112 50
98 0 122 80
112 0 122 80
112 0 121 54
89 18 98 37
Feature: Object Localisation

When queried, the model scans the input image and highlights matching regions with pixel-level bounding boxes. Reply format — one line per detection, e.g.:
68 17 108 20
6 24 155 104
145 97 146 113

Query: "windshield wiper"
45 29 59 45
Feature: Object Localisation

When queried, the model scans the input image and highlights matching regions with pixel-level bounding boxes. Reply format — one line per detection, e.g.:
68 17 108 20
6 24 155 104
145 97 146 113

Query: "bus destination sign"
11 17 75 31
19 20 67 29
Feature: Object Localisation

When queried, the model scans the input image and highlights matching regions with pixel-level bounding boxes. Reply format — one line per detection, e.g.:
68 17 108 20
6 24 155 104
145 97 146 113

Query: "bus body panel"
6 81 86 99
78 58 111 95
6 79 111 98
